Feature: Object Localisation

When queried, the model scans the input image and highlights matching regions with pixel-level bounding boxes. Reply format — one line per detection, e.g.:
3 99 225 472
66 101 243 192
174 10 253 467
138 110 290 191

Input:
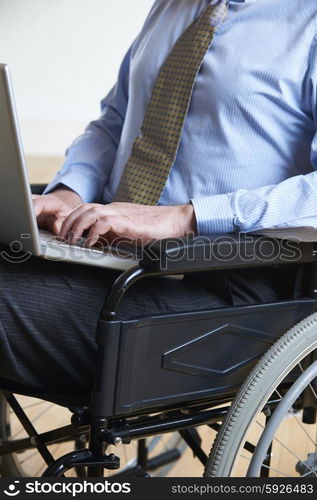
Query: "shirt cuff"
44 170 102 203
191 194 235 236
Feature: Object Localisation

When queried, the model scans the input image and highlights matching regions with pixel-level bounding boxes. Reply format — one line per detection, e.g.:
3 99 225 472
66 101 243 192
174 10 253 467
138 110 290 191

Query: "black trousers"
0 247 299 407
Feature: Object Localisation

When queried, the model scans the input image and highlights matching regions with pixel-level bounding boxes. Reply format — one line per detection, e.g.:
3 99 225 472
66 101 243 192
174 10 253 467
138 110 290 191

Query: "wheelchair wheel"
0 394 76 476
0 394 186 477
205 312 317 477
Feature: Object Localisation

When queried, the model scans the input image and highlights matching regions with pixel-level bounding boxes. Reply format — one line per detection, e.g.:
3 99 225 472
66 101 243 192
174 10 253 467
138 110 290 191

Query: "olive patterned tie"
114 0 228 205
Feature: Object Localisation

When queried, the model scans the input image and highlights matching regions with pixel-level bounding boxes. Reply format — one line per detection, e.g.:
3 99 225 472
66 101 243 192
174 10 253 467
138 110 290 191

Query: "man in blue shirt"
36 0 317 241
1 0 316 406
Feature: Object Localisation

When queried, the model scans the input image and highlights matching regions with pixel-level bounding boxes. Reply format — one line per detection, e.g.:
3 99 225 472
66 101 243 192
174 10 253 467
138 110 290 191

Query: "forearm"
191 170 317 236
48 186 83 205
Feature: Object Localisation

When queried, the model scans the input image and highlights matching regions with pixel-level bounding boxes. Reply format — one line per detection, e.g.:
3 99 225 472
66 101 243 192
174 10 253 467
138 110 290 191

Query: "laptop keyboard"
39 229 138 258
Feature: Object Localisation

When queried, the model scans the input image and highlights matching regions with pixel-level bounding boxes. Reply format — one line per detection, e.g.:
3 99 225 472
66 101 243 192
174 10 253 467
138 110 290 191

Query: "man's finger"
60 205 99 240
32 195 58 217
58 203 87 239
85 216 135 246
32 197 46 217
85 218 114 246
67 210 108 243
50 216 66 235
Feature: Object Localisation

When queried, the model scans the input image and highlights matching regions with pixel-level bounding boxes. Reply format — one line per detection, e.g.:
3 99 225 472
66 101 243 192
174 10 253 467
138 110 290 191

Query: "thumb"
33 195 59 218
33 196 46 217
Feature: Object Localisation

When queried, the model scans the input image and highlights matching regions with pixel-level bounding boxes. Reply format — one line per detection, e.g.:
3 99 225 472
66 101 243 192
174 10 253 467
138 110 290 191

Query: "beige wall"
1 0 153 160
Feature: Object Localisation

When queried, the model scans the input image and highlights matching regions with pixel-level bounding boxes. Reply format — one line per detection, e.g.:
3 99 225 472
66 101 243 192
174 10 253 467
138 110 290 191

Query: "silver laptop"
0 64 138 270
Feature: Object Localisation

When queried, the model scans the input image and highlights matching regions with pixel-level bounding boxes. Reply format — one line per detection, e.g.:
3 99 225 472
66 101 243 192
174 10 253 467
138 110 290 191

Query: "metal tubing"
88 417 108 477
146 448 182 471
3 392 55 466
102 266 160 320
108 449 182 478
179 428 207 465
0 423 88 456
42 449 119 477
102 263 189 320
247 361 317 477
137 439 148 470
101 407 229 443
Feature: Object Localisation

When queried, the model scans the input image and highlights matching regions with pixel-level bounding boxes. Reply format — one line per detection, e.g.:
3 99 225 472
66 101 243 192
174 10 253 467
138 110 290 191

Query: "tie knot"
209 0 228 28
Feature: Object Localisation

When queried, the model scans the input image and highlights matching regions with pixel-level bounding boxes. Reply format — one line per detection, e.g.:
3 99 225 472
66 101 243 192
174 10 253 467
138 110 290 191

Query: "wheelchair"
0 185 317 478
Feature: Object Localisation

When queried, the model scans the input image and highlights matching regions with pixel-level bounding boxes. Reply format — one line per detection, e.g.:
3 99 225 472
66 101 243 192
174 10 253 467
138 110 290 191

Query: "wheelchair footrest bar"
42 449 120 477
146 448 182 471
111 449 181 478
111 465 151 478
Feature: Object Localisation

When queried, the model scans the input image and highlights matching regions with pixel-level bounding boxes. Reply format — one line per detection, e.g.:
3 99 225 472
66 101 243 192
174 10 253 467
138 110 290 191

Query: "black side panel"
113 300 317 415
91 320 122 417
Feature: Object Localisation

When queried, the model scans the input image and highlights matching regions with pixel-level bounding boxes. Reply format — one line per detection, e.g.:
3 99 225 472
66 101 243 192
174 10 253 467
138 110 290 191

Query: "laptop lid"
0 64 41 256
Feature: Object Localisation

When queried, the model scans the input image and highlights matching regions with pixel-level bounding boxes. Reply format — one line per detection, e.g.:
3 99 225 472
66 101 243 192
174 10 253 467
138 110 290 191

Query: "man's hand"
33 187 83 234
59 202 197 245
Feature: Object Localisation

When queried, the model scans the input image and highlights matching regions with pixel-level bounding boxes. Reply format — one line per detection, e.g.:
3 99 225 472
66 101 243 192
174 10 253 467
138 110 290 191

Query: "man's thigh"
0 253 119 404
0 251 229 406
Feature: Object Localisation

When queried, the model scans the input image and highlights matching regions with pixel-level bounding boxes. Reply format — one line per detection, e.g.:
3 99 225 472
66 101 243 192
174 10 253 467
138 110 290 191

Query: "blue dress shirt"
45 0 317 238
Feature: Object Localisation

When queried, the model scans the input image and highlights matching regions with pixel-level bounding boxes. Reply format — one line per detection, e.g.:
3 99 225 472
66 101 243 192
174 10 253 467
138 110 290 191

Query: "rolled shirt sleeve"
191 169 317 237
191 193 235 235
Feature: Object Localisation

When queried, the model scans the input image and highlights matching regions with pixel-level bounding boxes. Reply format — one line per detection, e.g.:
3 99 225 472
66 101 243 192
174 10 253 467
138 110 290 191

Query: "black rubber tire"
205 312 317 477
0 393 24 476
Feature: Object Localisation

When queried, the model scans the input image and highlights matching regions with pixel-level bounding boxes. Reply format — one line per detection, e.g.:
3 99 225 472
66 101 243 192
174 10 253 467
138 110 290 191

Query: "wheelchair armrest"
139 233 316 273
31 184 47 195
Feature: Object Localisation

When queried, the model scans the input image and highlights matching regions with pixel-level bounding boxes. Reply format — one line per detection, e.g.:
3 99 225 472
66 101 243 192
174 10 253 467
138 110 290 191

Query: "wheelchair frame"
1 185 317 477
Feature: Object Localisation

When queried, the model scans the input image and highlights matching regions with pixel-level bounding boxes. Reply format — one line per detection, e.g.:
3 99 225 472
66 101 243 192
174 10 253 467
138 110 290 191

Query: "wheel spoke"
161 435 169 453
288 409 316 447
10 400 47 414
18 449 39 465
12 403 51 438
299 363 317 401
241 454 289 477
298 361 317 460
23 401 48 410
35 462 46 477
300 466 317 478
275 389 283 400
255 419 315 472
